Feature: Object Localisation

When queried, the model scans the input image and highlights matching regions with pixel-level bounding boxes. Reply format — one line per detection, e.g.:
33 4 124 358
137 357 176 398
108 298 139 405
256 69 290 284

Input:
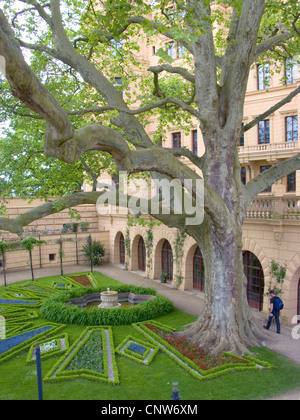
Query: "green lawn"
0 271 299 400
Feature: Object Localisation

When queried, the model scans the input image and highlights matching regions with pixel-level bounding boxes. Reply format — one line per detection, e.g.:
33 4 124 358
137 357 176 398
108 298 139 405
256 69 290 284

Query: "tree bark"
185 216 265 355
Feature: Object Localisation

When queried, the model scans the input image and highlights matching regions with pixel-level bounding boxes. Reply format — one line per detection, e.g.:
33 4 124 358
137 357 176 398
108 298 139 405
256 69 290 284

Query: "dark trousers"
265 311 280 333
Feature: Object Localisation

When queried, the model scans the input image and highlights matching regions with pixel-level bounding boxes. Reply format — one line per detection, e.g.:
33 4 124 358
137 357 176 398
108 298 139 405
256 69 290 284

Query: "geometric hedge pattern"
0 272 274 386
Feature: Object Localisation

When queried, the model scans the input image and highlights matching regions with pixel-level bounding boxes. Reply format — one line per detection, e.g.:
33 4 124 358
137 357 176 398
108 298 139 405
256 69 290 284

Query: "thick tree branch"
149 64 195 84
19 0 52 25
164 147 205 169
219 0 266 129
242 85 300 133
242 153 300 210
0 9 73 144
67 98 199 118
48 0 153 149
253 23 292 62
0 188 197 235
187 0 218 126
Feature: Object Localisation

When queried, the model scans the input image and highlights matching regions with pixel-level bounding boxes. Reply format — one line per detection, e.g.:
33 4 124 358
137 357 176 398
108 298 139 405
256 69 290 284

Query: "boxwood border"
133 322 275 381
40 285 173 326
115 335 159 365
44 326 119 385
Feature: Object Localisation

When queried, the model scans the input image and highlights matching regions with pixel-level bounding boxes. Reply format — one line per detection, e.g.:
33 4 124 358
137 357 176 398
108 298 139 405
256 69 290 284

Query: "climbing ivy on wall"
174 229 187 289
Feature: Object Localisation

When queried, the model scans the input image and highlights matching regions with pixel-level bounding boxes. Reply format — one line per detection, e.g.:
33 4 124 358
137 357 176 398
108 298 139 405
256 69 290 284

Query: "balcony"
239 141 299 163
246 196 300 220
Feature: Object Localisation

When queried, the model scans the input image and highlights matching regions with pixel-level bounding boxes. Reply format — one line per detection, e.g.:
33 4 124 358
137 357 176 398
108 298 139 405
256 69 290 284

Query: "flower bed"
26 333 69 364
69 275 92 287
44 327 119 384
134 321 274 381
67 329 104 374
115 335 159 365
145 323 250 371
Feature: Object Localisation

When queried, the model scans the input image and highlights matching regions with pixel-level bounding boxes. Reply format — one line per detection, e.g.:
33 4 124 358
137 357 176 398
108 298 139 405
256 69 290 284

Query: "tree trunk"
182 125 266 354
185 217 265 355
29 250 35 282
1 250 7 287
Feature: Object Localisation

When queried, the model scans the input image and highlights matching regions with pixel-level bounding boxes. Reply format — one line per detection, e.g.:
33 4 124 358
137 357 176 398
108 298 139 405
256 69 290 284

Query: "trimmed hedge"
44 327 119 385
40 284 173 326
115 335 159 365
133 322 274 382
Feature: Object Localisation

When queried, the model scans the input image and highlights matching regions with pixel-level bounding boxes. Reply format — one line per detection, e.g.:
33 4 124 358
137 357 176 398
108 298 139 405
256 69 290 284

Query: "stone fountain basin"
67 292 155 308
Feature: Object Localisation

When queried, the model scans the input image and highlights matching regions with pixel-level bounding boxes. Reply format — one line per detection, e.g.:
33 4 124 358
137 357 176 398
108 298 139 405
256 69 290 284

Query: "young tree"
0 240 18 287
0 0 299 353
21 237 46 281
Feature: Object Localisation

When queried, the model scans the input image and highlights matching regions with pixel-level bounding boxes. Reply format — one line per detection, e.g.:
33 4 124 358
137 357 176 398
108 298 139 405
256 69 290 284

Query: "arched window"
162 240 173 282
193 247 205 291
119 233 125 265
243 251 265 311
138 237 146 272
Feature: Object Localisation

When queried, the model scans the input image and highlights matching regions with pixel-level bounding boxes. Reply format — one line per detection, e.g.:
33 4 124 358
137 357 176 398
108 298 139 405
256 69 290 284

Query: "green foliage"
133 322 274 382
81 236 105 266
20 237 47 252
268 259 287 296
40 285 173 326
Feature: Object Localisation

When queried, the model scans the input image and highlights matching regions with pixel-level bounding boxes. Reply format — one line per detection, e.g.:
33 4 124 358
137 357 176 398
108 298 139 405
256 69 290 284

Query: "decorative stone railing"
239 141 298 154
246 196 300 220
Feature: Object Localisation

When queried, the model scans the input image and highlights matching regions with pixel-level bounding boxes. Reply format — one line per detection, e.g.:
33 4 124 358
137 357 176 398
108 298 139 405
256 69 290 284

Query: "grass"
0 271 300 400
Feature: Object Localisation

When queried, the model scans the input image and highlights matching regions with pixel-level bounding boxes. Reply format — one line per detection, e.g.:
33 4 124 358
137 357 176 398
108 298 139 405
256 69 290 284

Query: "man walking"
263 290 283 334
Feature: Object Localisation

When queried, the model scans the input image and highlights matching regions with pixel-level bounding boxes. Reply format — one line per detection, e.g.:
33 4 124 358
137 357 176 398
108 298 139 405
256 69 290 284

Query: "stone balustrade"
246 196 300 220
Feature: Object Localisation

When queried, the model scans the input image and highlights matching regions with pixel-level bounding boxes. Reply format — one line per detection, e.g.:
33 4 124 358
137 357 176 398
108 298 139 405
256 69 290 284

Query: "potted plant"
81 235 105 270
72 223 79 232
160 271 168 283
80 221 90 232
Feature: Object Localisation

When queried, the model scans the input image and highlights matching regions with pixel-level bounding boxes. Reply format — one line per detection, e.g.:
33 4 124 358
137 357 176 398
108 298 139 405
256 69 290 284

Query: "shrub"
81 237 105 265
40 285 173 326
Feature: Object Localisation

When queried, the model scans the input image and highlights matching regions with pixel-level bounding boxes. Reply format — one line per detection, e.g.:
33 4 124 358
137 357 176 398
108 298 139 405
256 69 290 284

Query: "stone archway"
131 234 146 272
242 238 269 312
153 237 174 282
285 252 300 323
185 243 205 291
243 251 265 311
113 231 125 265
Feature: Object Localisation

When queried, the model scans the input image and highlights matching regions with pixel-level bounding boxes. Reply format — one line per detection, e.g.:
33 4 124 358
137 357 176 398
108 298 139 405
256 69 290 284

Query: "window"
240 123 244 147
138 237 146 272
192 130 198 155
193 247 205 291
172 132 181 148
162 240 173 282
287 172 296 193
258 120 270 144
243 251 265 311
49 254 56 262
260 166 272 193
286 116 298 142
241 167 246 185
285 58 298 85
111 39 123 57
177 43 186 58
119 233 125 265
257 63 270 90
167 42 175 59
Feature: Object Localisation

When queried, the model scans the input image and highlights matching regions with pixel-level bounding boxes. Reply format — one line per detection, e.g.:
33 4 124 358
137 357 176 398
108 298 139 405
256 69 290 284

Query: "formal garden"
0 271 299 400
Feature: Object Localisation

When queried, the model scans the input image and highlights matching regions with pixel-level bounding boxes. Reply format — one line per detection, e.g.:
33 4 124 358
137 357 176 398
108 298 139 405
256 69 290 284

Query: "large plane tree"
0 0 299 354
